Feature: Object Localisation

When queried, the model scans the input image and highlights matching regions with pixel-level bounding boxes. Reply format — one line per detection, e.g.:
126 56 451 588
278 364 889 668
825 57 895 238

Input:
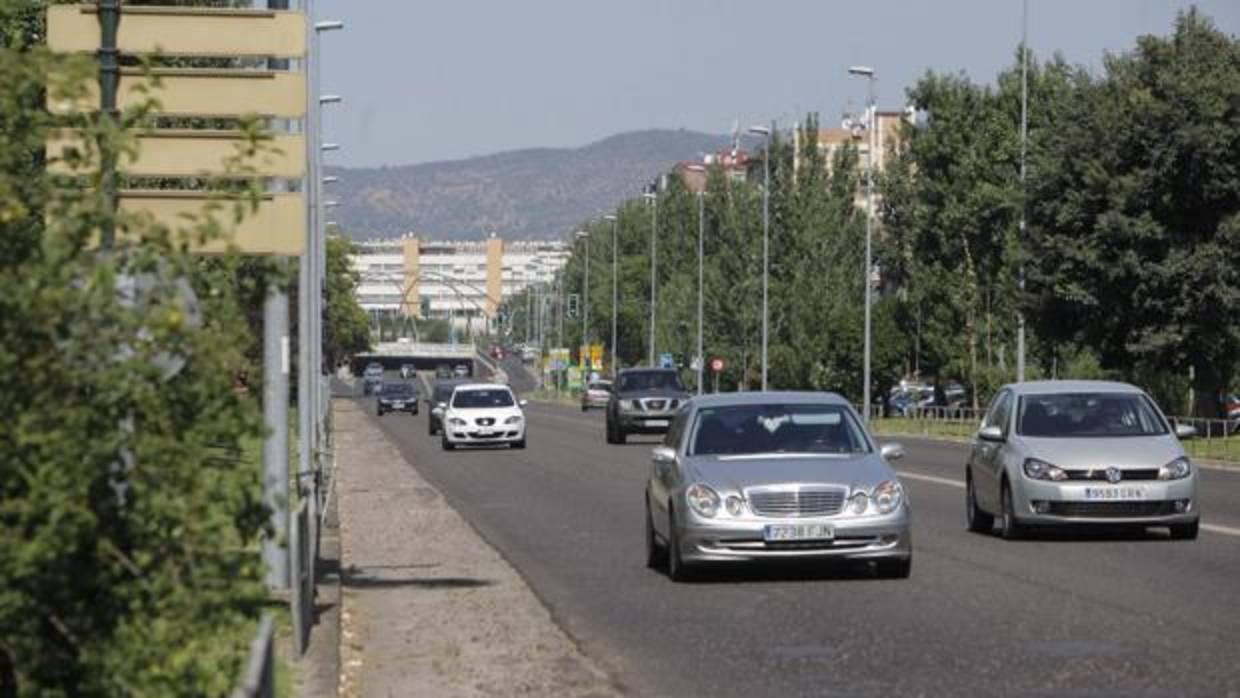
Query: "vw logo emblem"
1105 467 1122 483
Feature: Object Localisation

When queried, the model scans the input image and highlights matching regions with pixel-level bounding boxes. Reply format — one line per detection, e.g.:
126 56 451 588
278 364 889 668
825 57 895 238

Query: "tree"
324 235 372 369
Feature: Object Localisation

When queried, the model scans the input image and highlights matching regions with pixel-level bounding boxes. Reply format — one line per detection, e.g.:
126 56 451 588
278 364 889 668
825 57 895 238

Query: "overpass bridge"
349 341 504 383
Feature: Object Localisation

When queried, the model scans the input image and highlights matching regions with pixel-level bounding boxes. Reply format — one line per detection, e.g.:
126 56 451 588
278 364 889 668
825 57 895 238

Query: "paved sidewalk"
331 399 621 698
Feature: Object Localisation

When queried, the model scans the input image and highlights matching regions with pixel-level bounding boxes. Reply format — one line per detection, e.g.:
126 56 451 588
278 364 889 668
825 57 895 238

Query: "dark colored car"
427 378 467 436
376 382 418 417
435 364 453 379
606 368 690 444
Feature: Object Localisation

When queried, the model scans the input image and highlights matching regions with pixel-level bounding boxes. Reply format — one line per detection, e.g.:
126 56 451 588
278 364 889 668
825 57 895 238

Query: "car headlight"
619 399 636 411
724 495 745 517
448 418 466 426
1023 458 1068 481
847 491 869 515
504 415 522 424
872 480 903 515
685 483 721 518
1158 457 1191 480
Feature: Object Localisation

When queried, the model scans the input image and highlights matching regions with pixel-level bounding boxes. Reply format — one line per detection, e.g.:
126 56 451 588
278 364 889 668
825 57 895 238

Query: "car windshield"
588 382 611 391
433 384 459 402
689 403 871 456
452 389 515 409
618 371 683 392
381 383 414 397
1017 392 1168 438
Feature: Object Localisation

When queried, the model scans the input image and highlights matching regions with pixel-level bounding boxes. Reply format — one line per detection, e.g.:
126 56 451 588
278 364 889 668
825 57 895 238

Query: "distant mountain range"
326 129 730 241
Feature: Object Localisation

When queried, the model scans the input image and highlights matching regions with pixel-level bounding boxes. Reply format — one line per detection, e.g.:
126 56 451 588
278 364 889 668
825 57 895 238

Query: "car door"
649 406 690 537
972 390 1013 513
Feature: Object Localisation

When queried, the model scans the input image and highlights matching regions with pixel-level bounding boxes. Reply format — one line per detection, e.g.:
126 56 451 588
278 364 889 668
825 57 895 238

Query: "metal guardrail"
231 615 275 698
289 498 314 657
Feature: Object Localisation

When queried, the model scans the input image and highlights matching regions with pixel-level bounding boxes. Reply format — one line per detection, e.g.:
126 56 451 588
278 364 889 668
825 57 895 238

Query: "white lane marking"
897 470 965 489
897 470 1240 538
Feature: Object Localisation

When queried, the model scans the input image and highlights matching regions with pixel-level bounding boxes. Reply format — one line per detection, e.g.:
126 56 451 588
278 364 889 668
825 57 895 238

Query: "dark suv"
605 368 690 444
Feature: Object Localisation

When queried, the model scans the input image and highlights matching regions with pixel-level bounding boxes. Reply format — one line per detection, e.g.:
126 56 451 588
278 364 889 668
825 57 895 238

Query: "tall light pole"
604 214 618 376
686 165 708 395
643 189 658 366
849 65 876 422
1016 0 1028 382
748 125 772 391
576 230 590 373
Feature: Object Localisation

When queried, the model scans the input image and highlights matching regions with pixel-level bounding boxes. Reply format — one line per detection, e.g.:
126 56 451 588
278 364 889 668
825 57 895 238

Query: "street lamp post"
576 230 590 374
686 165 708 395
748 125 772 391
1017 0 1028 383
604 214 618 376
849 65 876 422
643 190 657 366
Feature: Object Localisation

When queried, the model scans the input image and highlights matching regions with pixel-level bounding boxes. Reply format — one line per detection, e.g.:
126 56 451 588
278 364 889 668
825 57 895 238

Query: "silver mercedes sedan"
965 380 1200 540
644 392 912 581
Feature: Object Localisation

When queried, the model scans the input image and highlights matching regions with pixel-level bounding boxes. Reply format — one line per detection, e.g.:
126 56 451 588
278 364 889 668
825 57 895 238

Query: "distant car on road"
427 378 467 436
606 368 689 444
965 380 1200 540
644 391 911 581
435 364 452 379
362 362 384 396
400 363 417 380
453 364 470 378
581 380 612 411
376 382 418 417
438 383 527 451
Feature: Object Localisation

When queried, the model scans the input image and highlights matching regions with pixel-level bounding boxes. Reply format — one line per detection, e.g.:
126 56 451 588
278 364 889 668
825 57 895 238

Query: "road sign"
710 358 725 373
659 353 675 369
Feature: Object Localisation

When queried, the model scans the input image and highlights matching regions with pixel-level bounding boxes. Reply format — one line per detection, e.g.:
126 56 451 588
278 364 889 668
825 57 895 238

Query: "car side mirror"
519 399 529 407
880 443 905 461
651 446 676 465
977 425 1005 443
1174 424 1197 440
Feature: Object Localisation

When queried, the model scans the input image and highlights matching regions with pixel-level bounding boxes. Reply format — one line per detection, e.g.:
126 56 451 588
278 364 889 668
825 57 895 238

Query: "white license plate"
764 524 835 542
645 419 669 427
391 402 404 408
1084 487 1144 501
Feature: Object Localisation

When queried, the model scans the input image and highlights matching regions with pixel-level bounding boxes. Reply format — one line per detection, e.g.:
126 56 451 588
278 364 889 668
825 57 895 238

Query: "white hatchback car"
437 383 527 451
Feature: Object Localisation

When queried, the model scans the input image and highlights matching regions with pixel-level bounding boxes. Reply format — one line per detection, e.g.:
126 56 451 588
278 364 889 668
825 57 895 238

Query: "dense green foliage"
530 10 1238 416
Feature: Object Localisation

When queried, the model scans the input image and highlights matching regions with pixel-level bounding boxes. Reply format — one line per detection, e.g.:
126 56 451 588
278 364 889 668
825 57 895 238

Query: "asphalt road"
362 391 1240 698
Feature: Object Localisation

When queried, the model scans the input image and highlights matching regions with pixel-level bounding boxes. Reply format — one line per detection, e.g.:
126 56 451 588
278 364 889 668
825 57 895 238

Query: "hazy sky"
316 1 1238 168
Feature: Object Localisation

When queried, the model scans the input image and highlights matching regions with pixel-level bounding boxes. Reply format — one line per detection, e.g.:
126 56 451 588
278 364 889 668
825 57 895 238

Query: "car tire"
377 408 385 417
1169 520 1199 540
666 507 694 582
645 493 666 570
581 403 588 412
615 424 627 445
441 435 455 451
966 471 994 534
999 480 1026 540
428 421 437 436
875 557 912 579
605 418 618 444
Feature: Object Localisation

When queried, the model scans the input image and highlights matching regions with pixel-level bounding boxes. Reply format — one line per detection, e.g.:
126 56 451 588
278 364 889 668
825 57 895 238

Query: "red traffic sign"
710 358 725 373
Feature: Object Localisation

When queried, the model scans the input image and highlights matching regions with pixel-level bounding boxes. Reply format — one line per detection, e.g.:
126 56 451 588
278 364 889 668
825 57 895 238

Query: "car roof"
1000 380 1145 396
451 382 511 392
687 391 851 409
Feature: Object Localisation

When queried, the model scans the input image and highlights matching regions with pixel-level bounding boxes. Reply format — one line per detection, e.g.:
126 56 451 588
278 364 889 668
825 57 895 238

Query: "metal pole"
761 126 771 391
262 284 290 589
611 217 618 376
649 193 657 366
96 0 120 249
310 30 325 478
863 76 876 422
297 0 315 512
582 234 590 372
1016 0 1028 383
697 191 705 395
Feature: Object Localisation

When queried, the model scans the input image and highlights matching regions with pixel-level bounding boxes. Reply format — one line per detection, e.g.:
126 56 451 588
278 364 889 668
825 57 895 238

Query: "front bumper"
1012 477 1199 525
378 401 418 414
676 506 912 565
445 424 525 445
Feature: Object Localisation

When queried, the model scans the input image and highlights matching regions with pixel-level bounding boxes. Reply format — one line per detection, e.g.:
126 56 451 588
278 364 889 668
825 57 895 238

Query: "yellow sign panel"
48 5 306 58
49 69 306 119
119 191 305 255
48 130 305 178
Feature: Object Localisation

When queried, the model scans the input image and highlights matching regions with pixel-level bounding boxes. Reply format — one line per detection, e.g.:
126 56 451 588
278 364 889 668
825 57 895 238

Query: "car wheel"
615 424 627 445
1169 520 1199 540
875 557 912 579
441 435 455 451
966 471 994 534
666 507 694 582
377 408 384 417
428 420 436 436
645 494 665 570
581 403 588 412
999 480 1026 540
605 418 618 444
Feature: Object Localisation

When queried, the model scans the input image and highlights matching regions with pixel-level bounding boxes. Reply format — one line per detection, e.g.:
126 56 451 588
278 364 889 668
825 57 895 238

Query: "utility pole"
697 191 705 395
1016 0 1029 383
849 65 877 422
606 214 618 376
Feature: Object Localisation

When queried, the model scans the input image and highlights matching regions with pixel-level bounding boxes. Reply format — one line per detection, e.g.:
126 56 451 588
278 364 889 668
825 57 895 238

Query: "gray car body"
966 379 1199 530
646 392 911 569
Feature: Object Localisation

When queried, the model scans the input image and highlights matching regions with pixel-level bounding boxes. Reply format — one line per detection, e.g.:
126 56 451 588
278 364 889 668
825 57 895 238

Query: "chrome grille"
644 399 667 410
746 486 846 518
1064 468 1159 481
476 417 495 426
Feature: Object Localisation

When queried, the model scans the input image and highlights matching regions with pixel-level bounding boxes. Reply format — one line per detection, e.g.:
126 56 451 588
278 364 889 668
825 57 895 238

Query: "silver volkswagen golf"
644 392 912 581
965 380 1199 539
